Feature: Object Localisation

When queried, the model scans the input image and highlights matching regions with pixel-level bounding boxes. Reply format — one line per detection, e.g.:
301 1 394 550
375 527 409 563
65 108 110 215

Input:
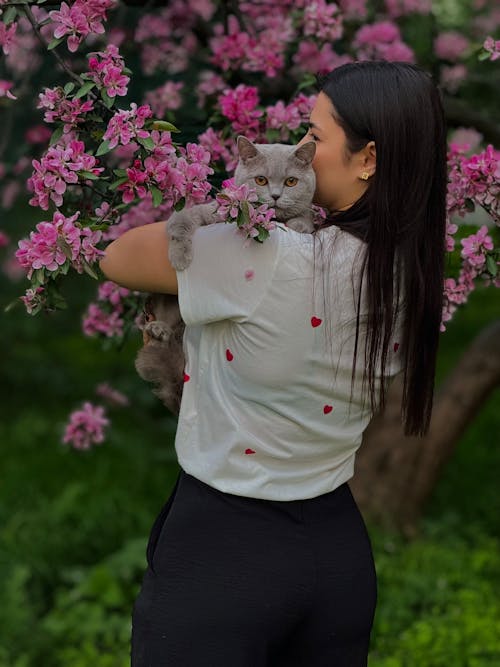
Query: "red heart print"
245 448 256 455
226 348 234 361
311 316 322 328
393 342 399 352
323 405 333 414
183 372 190 382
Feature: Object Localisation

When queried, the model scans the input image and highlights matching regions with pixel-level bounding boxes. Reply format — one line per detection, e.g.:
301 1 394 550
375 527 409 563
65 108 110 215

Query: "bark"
348 319 500 539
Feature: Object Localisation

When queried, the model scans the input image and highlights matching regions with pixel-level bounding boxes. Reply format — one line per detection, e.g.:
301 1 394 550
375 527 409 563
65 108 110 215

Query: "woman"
100 60 447 666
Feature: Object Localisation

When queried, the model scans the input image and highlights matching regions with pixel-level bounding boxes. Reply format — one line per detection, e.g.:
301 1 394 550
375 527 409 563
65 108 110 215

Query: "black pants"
131 469 377 666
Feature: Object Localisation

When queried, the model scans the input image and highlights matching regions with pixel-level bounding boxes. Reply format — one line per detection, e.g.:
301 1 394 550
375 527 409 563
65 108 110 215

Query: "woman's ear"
362 140 376 172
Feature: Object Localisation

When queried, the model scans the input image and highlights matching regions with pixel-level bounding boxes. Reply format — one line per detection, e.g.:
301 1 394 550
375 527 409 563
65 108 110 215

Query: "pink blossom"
25 124 53 145
218 84 263 138
440 64 468 94
0 230 10 248
293 41 353 75
82 302 125 337
143 81 183 116
98 280 130 306
338 0 368 20
87 43 129 98
434 31 470 62
1 180 21 209
215 178 278 243
95 382 130 406
62 401 109 450
102 102 153 149
19 286 47 315
449 127 483 153
37 86 95 134
49 0 116 53
303 0 343 43
353 21 415 63
0 79 17 99
460 225 494 269
483 36 500 61
384 0 431 18
117 160 150 205
0 21 17 55
15 210 104 281
196 71 226 108
27 139 104 210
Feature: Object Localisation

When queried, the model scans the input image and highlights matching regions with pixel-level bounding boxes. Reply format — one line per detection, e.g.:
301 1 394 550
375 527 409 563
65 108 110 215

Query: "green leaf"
96 139 111 156
478 49 491 61
112 168 127 177
3 6 18 24
486 254 498 276
47 36 64 51
465 199 475 212
74 81 96 99
63 82 75 95
49 125 64 146
100 89 115 109
78 170 99 180
122 67 133 75
33 268 45 286
82 261 99 280
4 298 20 313
174 197 185 212
150 186 163 208
257 227 269 242
265 128 281 143
151 120 181 133
137 136 155 151
108 176 129 191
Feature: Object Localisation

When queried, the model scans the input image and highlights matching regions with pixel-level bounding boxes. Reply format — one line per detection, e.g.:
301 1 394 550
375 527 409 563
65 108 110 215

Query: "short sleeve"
175 222 281 326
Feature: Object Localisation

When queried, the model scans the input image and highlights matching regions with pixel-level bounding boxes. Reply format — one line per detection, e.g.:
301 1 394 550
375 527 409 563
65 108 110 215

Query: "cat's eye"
255 176 268 186
285 177 298 187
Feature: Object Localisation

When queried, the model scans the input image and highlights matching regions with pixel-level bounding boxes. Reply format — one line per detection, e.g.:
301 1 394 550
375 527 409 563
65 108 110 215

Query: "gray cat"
134 136 316 416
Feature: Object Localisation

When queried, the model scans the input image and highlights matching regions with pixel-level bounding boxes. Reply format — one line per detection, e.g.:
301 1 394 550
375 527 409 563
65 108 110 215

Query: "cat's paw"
168 239 193 271
144 320 172 342
286 217 315 234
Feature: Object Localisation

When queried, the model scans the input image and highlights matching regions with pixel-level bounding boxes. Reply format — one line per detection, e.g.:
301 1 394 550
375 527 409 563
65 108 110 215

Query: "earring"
360 171 370 180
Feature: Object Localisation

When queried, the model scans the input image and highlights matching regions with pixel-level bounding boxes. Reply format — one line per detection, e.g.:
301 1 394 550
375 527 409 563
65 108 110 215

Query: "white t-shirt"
174 221 405 500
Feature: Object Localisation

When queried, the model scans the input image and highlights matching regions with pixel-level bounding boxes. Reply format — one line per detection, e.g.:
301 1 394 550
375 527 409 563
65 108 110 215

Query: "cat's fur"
134 136 316 415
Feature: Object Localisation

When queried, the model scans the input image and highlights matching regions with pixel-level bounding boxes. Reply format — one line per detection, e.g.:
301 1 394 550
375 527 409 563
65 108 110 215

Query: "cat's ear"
237 135 259 162
293 141 316 166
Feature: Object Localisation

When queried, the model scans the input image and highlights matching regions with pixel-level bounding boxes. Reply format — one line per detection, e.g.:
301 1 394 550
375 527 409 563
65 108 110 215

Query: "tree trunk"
348 319 500 539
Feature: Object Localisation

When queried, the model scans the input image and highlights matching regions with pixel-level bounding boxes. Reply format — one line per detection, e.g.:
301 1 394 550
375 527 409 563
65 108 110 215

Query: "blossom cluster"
352 21 415 62
48 0 117 53
102 102 153 149
483 36 500 61
82 279 138 338
15 209 104 281
447 143 500 225
302 0 343 43
215 178 278 244
86 43 130 98
37 86 94 134
27 137 104 210
442 226 498 331
62 401 109 450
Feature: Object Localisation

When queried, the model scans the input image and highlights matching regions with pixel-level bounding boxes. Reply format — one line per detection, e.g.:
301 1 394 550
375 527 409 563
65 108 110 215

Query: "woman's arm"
98 221 178 294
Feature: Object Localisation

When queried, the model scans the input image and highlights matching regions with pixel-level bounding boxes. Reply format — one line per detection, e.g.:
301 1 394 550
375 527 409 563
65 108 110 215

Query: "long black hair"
313 61 448 437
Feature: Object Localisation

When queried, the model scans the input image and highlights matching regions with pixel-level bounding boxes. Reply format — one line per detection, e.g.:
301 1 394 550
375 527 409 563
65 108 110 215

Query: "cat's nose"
271 194 280 201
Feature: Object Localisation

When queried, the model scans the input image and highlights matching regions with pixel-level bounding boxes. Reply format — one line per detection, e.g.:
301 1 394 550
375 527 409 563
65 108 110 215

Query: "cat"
134 136 316 416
